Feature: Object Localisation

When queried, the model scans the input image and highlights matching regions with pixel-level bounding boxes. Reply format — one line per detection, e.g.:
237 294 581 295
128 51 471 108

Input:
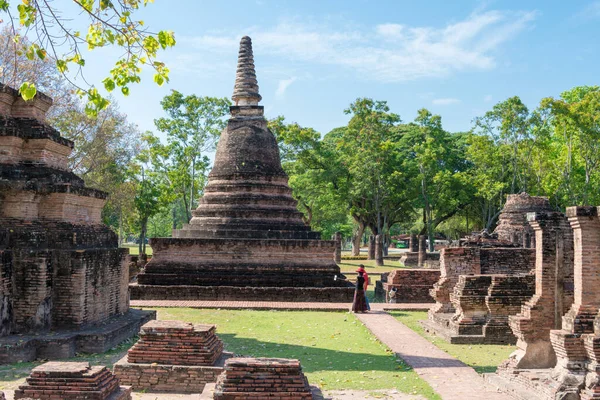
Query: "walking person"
351 269 368 313
357 265 371 311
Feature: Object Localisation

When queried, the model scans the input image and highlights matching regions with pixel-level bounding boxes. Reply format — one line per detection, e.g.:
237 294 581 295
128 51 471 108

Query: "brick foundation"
14 361 131 400
131 284 355 302
114 320 230 393
383 269 439 303
212 357 313 399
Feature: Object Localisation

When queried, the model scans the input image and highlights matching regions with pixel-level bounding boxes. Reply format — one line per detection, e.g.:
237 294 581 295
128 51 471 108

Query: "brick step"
174 228 321 240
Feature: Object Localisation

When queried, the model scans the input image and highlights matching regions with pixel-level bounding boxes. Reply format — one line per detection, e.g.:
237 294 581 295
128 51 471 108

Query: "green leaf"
0 0 9 12
121 86 130 96
19 82 37 101
103 78 116 92
153 73 164 86
157 31 176 49
56 59 68 73
36 48 46 60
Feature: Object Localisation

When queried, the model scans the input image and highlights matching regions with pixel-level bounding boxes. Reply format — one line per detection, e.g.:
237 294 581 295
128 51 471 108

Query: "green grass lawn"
154 308 440 398
0 309 440 398
121 243 153 256
389 311 515 374
338 259 405 275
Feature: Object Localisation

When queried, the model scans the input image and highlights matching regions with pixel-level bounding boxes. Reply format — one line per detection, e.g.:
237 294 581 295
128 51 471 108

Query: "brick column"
368 235 375 260
332 232 342 264
375 234 384 266
507 211 574 369
449 275 491 336
418 235 427 267
550 207 600 378
409 234 419 253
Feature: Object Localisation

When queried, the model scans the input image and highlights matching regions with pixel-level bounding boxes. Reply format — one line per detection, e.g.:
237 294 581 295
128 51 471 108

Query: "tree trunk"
375 234 384 266
351 222 365 256
140 217 148 256
368 234 376 260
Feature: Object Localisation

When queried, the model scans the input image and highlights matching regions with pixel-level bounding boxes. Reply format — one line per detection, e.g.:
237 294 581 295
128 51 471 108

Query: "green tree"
1 0 175 115
400 109 473 250
148 91 230 227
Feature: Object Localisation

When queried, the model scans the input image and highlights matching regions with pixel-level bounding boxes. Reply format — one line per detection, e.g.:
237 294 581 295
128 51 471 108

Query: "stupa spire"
232 36 262 106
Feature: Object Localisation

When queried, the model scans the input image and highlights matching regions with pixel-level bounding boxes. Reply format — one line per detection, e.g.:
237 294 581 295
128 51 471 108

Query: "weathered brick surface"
127 320 223 365
114 357 224 393
213 357 313 400
131 284 354 302
134 37 352 302
14 361 131 400
383 269 439 303
494 193 552 246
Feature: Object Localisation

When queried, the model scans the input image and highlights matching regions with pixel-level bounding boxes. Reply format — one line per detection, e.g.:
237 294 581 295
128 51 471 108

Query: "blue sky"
20 1 600 136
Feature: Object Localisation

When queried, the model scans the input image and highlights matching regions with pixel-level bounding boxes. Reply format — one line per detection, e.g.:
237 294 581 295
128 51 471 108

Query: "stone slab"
420 319 516 345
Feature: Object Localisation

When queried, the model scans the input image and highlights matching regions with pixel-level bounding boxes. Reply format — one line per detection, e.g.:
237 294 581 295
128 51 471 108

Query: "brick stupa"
14 361 131 400
0 84 153 363
211 358 313 400
132 36 353 302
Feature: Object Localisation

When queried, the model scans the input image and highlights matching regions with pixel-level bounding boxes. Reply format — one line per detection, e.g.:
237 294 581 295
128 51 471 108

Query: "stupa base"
0 309 155 364
130 284 355 302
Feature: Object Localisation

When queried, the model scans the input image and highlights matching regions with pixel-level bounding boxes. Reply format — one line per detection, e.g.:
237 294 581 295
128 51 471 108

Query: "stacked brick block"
133 36 353 303
14 361 131 400
0 84 147 363
213 357 313 399
383 269 440 303
114 320 227 393
128 320 223 365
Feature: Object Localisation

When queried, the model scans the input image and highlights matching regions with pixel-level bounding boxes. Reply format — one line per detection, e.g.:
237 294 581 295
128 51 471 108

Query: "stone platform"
484 369 562 400
0 309 155 364
208 357 314 399
14 361 131 400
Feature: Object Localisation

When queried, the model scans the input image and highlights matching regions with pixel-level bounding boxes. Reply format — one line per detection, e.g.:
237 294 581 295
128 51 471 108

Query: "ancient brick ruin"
424 193 550 344
14 361 131 400
383 269 440 303
114 320 230 393
0 84 153 363
132 36 353 302
399 234 440 268
207 357 314 399
487 206 600 399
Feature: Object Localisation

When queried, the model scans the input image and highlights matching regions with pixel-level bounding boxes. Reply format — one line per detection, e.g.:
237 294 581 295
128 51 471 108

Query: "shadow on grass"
217 332 469 374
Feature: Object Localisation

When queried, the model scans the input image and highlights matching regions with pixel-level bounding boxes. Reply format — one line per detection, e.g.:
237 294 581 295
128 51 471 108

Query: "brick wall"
114 361 222 393
383 269 440 303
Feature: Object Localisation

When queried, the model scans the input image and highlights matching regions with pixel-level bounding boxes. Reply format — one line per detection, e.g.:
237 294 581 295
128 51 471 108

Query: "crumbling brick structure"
132 36 353 302
114 320 230 393
399 235 440 268
14 361 131 400
0 84 153 363
424 193 550 344
209 357 314 399
383 269 440 303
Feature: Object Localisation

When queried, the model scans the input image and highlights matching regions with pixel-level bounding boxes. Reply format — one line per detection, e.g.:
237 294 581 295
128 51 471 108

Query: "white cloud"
183 9 536 83
276 77 297 97
484 94 493 102
432 98 461 105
